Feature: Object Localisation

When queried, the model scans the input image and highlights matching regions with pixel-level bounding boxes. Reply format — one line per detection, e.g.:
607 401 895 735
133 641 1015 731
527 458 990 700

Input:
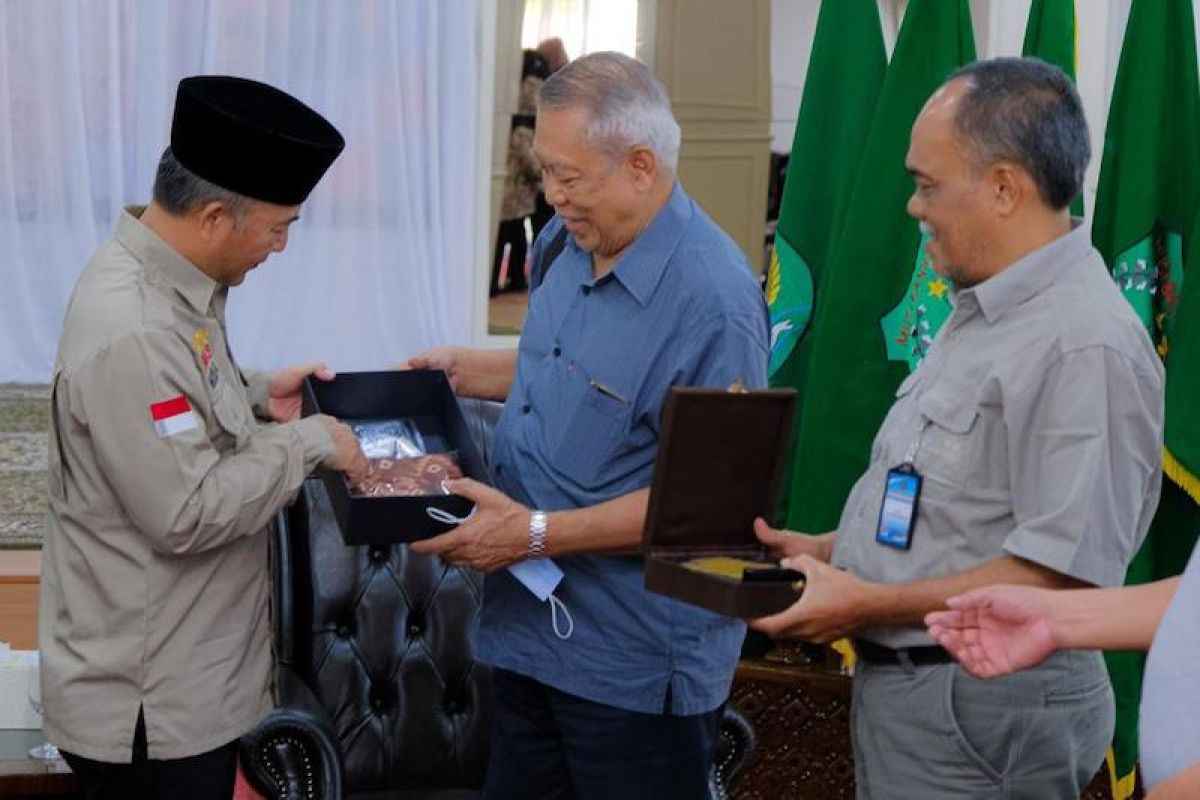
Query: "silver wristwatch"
528 510 548 558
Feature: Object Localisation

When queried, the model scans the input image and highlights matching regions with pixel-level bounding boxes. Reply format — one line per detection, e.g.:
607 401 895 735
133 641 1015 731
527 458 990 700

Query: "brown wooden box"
642 387 800 618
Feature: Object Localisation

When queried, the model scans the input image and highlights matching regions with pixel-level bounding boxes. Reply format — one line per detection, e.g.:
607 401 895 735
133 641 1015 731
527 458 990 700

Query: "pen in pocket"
588 378 629 404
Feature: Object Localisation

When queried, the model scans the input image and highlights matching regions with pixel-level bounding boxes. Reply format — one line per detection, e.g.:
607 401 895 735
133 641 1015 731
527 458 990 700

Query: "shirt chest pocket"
552 377 633 488
915 389 981 494
209 377 253 451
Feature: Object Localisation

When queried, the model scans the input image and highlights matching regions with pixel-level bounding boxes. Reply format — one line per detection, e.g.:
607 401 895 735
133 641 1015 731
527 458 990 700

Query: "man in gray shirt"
753 58 1163 798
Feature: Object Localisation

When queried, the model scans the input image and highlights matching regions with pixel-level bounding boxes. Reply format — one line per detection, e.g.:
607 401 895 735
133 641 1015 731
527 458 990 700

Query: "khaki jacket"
39 207 333 762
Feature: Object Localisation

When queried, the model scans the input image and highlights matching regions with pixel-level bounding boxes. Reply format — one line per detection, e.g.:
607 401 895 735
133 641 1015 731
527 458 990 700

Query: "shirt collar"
964 220 1092 324
115 205 221 316
574 183 692 307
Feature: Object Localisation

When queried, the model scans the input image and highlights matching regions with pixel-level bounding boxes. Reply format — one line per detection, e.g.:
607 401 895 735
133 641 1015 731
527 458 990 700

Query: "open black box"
642 387 801 618
301 370 488 545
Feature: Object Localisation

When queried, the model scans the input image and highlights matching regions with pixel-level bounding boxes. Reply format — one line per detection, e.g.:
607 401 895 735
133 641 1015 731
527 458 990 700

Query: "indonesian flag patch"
150 395 198 438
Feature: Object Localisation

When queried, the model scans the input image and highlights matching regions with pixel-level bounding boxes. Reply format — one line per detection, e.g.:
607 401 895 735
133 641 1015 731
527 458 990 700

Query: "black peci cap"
170 75 345 206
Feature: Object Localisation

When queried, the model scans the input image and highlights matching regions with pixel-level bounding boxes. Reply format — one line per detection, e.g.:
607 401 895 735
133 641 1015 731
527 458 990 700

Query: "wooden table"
0 730 81 798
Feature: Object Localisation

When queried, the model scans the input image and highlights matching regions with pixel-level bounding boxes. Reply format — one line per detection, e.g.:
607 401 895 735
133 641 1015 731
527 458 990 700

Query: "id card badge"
876 463 921 550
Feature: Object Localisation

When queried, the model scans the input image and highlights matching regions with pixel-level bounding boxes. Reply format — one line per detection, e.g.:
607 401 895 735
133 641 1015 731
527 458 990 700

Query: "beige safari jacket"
39 206 334 762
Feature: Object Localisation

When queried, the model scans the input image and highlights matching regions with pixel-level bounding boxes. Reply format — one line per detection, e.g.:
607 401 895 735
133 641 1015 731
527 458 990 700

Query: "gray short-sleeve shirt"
833 223 1164 647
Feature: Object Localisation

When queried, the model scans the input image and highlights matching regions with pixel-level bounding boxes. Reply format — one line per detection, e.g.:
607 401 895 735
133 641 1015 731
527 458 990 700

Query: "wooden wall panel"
654 0 772 269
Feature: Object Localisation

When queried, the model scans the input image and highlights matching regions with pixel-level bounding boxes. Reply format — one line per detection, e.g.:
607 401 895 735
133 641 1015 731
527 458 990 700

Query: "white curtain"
0 0 482 383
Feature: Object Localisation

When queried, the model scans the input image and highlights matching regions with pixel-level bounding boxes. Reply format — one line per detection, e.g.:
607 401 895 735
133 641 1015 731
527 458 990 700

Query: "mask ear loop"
548 593 574 640
425 506 475 526
426 479 476 526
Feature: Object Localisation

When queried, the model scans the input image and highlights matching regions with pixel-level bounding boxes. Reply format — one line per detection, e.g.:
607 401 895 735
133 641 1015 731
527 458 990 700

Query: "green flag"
784 0 975 533
1168 215 1200 503
1022 0 1076 77
767 0 886 525
767 0 885 378
1022 0 1085 218
1090 1 1200 796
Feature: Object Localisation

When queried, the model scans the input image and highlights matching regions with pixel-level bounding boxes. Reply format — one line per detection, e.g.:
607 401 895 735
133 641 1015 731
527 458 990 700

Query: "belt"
853 638 954 667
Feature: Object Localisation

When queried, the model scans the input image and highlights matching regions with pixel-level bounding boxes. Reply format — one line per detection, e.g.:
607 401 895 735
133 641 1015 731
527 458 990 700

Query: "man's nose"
543 176 566 208
906 191 921 220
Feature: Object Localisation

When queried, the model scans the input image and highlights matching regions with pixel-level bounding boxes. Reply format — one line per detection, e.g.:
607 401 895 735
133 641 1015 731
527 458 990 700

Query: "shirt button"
552 346 561 357
582 286 592 296
522 404 531 414
496 464 505 476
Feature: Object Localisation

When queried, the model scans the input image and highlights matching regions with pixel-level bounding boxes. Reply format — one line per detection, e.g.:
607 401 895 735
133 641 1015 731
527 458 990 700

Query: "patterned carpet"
0 384 49 549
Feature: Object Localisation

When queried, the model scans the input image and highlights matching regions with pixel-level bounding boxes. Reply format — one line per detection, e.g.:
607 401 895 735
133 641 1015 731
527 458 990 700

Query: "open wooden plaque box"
642 387 802 618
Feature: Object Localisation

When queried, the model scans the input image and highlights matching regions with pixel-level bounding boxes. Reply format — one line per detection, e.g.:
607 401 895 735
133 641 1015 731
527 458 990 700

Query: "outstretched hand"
925 585 1062 679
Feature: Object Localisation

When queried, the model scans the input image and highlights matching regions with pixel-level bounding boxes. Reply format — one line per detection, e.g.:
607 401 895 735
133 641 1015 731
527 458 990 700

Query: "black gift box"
642 387 801 617
301 370 488 545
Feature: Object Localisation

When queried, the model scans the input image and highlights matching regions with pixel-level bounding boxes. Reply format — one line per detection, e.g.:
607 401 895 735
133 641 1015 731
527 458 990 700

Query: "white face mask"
508 559 574 640
508 557 563 602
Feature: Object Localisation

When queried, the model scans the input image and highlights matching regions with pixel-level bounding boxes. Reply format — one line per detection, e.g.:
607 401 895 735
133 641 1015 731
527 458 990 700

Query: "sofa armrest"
710 702 756 799
239 665 344 800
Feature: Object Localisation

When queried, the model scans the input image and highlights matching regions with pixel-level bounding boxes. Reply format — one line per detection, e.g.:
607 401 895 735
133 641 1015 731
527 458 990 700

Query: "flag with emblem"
766 0 885 378
782 0 975 533
767 0 886 525
1090 0 1200 796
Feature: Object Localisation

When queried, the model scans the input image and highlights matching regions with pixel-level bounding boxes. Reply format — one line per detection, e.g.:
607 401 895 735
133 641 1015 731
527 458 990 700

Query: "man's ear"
988 161 1025 217
626 145 657 191
196 201 232 241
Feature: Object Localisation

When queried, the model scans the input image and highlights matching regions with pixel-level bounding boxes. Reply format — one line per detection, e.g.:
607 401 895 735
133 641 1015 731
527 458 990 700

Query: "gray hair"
539 51 681 172
947 57 1089 210
152 147 253 220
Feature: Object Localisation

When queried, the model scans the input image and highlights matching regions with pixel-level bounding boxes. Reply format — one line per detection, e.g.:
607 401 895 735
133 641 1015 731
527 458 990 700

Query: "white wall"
768 0 1178 221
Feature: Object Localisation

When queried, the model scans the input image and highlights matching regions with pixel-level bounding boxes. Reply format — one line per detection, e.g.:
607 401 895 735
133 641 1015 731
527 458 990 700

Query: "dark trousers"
60 708 238 800
483 668 721 800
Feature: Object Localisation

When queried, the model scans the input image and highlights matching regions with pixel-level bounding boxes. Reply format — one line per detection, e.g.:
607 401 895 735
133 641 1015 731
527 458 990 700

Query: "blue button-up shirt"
476 184 769 715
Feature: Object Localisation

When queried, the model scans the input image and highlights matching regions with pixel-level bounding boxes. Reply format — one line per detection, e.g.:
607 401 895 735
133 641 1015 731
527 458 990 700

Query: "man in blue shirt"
408 52 768 799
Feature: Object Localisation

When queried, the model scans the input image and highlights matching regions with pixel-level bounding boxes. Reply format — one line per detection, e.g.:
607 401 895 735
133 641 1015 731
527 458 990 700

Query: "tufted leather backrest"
275 478 493 795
